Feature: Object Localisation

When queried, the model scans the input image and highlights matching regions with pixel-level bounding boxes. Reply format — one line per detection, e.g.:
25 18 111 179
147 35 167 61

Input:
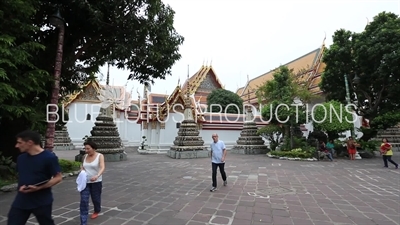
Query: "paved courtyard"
0 151 399 225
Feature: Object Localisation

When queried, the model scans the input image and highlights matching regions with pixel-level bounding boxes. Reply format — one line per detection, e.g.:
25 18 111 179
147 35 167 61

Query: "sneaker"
223 180 227 186
396 165 398 169
210 187 217 192
91 212 99 219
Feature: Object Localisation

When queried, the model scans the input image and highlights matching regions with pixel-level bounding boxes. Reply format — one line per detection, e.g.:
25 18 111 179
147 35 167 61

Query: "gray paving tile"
0 151 399 225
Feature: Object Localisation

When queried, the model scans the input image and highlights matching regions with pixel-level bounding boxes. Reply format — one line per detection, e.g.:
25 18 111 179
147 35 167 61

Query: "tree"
312 100 353 140
256 125 282 151
0 0 184 159
33 0 185 96
207 89 243 114
256 66 313 149
0 0 50 159
320 11 400 141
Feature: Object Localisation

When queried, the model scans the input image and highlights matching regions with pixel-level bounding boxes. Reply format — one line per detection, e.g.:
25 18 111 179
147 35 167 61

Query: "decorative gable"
197 71 221 93
76 83 100 101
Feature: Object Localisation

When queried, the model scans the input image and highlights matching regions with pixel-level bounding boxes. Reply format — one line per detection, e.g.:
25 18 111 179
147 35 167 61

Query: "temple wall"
66 102 101 147
115 112 141 147
159 113 181 146
199 130 241 150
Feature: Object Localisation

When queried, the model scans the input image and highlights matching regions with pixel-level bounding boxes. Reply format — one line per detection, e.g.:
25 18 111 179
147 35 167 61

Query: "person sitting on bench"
319 141 333 161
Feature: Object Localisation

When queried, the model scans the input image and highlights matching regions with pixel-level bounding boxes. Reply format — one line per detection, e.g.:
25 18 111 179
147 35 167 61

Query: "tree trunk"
44 26 65 152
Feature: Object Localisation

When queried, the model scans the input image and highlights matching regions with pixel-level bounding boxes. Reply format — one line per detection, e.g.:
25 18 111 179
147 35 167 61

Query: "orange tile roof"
237 39 327 102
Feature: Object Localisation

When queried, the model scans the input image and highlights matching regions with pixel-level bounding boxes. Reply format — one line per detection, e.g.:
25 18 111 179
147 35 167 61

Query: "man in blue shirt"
7 130 62 225
210 133 227 192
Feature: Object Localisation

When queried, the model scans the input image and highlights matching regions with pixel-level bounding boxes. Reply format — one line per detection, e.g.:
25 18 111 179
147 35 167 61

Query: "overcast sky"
99 0 399 98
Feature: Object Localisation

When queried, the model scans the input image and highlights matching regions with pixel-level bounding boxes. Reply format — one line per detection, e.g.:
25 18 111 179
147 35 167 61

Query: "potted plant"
140 136 147 150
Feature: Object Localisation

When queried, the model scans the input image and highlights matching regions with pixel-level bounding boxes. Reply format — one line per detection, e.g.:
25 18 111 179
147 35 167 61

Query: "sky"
98 0 400 99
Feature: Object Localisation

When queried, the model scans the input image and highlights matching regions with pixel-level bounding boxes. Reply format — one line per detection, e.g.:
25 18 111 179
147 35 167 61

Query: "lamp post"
44 9 66 152
344 74 355 138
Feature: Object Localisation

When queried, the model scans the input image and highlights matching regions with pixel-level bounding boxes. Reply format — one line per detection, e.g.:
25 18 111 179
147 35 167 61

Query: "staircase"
374 126 400 151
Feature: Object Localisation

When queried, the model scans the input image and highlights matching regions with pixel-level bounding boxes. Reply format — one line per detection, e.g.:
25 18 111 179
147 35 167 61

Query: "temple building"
63 39 364 151
63 64 265 152
236 38 362 137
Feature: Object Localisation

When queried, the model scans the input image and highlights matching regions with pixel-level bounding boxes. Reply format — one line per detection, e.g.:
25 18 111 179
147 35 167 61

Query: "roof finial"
106 62 110 86
178 77 180 86
366 17 370 27
247 89 250 104
205 59 208 66
185 65 191 108
202 58 205 66
187 65 190 97
210 59 212 67
247 74 249 83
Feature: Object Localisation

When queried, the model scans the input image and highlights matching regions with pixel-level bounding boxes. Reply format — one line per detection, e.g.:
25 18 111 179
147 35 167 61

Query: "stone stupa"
75 107 127 162
167 75 208 159
53 126 74 150
231 91 269 154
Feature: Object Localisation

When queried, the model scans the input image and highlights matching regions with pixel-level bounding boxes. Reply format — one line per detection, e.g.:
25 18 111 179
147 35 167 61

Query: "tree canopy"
33 0 184 96
0 0 50 128
207 89 244 114
257 66 312 127
256 66 313 149
320 11 400 139
312 100 353 140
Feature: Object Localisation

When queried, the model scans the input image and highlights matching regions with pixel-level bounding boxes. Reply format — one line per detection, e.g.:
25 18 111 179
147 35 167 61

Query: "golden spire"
185 65 191 108
246 89 252 113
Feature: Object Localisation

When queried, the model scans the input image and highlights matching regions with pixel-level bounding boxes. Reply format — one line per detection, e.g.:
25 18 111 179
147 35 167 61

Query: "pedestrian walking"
80 141 105 225
380 138 398 169
7 130 62 225
210 133 227 192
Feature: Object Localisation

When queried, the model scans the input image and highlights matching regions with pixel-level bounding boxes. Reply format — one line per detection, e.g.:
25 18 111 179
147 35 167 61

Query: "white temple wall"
115 112 141 147
66 102 101 147
153 113 181 150
200 130 241 150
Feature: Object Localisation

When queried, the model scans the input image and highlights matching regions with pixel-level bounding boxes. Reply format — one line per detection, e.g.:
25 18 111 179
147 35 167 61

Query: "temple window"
86 114 91 120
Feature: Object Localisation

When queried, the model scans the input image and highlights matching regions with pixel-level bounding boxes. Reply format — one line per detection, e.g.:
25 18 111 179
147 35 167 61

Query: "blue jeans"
80 182 102 225
326 152 333 161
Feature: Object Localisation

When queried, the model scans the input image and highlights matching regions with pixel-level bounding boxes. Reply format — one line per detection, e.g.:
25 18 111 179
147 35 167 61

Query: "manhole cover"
256 187 293 195
183 176 192 179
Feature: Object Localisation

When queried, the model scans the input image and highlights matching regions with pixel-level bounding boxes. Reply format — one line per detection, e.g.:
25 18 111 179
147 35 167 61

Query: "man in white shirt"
210 133 227 192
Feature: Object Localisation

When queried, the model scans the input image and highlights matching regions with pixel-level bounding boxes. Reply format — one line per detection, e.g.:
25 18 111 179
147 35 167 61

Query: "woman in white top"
80 141 105 225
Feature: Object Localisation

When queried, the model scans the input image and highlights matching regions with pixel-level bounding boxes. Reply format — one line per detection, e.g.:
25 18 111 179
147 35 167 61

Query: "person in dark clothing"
7 130 62 225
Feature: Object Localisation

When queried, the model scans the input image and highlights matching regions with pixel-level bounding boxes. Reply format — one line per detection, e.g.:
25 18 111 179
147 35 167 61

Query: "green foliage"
257 125 282 150
257 66 311 125
0 152 16 180
257 66 313 147
0 0 50 129
370 111 400 130
357 139 380 153
320 12 400 140
312 100 353 139
269 148 313 159
207 89 244 114
33 0 184 91
58 159 81 173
